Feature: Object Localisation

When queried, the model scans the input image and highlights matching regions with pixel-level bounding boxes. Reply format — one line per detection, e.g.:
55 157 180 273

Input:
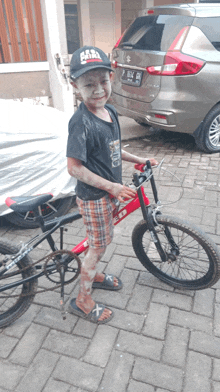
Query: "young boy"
67 46 157 324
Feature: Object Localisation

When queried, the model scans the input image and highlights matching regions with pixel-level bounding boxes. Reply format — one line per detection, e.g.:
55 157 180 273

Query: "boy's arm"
121 149 158 166
67 157 136 202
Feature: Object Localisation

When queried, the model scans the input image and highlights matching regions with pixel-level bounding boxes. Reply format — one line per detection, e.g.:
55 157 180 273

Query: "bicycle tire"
0 240 38 328
132 215 220 290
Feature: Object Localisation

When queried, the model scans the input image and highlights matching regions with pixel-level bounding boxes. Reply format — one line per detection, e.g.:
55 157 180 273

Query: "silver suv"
111 4 220 153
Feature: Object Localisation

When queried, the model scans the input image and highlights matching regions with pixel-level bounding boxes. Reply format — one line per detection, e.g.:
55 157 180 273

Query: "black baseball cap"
70 46 113 80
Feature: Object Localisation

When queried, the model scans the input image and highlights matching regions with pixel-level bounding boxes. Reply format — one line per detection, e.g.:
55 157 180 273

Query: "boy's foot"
68 298 114 324
92 273 123 290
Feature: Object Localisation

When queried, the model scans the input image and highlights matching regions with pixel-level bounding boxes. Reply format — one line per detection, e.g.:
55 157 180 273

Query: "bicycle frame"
72 186 150 254
0 159 182 303
0 187 150 294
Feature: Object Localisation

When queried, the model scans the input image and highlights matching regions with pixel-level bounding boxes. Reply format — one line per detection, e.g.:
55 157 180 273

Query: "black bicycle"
1 161 220 328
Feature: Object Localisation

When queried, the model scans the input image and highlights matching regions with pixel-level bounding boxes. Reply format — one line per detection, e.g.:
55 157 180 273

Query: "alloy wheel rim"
209 115 220 147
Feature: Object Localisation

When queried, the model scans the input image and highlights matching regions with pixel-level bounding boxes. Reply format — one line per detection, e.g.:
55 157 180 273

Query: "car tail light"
146 26 205 76
147 52 204 76
148 10 154 14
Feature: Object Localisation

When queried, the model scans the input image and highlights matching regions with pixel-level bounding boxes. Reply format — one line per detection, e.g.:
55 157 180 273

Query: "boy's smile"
74 70 112 112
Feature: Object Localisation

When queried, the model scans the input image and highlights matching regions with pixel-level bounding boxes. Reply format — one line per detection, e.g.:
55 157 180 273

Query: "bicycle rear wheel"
132 215 220 290
0 240 38 328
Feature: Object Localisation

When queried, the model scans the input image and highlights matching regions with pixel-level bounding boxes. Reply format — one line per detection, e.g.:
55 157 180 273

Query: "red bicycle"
0 161 220 328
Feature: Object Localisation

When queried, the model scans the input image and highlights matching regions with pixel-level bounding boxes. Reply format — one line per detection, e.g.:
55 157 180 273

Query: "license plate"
121 69 143 86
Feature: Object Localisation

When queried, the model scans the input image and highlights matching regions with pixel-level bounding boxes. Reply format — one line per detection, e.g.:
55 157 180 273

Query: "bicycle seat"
5 194 53 213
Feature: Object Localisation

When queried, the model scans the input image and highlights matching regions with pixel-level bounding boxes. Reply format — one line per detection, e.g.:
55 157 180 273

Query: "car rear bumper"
112 92 202 135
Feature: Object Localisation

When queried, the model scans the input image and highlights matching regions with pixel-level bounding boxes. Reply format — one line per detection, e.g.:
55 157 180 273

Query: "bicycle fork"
134 170 179 263
136 185 168 262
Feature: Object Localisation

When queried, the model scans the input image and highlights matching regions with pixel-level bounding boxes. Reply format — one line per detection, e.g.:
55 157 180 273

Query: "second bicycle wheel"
0 240 38 328
132 215 220 290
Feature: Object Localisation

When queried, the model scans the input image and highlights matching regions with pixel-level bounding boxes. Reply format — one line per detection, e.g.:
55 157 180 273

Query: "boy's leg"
76 246 113 321
74 195 118 322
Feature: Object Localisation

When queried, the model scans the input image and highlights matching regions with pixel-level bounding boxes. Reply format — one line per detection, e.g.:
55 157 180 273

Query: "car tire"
4 196 76 229
195 105 220 153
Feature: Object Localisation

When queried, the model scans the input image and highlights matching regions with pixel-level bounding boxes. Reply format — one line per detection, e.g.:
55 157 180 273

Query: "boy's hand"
148 158 158 166
139 158 158 166
111 183 136 203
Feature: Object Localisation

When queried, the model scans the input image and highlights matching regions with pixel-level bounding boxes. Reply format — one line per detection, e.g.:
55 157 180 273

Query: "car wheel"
4 196 76 229
196 105 220 153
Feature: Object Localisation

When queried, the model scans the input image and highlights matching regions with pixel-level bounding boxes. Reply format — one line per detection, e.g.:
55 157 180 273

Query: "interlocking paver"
34 307 76 333
3 304 41 339
152 289 192 311
42 379 70 392
1 121 220 392
15 349 59 392
133 357 183 391
193 289 215 317
119 268 138 294
73 317 97 338
213 382 220 392
0 334 18 359
213 358 220 381
189 330 220 357
116 329 163 360
108 307 145 332
143 302 169 339
99 350 134 392
101 254 127 277
162 325 189 367
183 351 211 392
42 329 89 358
214 303 220 337
9 323 49 366
169 308 213 333
0 361 26 390
138 271 174 291
126 284 153 314
127 380 154 392
52 356 103 391
83 325 118 367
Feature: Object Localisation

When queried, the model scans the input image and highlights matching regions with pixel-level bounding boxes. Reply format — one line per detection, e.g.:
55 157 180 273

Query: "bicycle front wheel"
132 215 220 290
0 240 38 328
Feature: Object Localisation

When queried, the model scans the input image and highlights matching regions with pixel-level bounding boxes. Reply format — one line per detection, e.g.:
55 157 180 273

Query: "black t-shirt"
66 102 122 200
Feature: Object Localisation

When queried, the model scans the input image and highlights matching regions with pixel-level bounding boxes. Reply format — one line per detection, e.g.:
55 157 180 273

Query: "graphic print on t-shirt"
109 140 121 168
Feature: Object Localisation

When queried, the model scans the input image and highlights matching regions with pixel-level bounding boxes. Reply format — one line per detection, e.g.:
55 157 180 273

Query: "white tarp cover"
0 99 76 216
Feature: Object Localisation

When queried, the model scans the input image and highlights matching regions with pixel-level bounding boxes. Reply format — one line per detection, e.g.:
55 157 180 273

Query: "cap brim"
71 65 114 80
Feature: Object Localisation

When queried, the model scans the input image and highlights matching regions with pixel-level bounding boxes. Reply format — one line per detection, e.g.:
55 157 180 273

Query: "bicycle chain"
0 250 81 299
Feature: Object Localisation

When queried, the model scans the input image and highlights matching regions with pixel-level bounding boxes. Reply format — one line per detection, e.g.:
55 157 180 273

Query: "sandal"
68 298 114 324
92 274 123 291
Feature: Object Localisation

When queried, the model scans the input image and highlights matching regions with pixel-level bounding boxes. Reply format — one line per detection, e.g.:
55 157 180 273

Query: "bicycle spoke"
142 224 212 282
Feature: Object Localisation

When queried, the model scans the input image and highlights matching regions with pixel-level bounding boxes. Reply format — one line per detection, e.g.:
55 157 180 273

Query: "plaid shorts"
76 194 115 249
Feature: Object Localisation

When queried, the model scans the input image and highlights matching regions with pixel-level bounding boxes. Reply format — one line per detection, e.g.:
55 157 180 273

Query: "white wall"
40 0 74 114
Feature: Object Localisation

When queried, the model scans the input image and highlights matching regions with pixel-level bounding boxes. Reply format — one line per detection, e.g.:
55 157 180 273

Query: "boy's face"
74 69 112 111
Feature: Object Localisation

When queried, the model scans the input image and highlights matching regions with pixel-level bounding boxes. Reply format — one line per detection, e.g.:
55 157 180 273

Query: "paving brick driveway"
1 120 220 392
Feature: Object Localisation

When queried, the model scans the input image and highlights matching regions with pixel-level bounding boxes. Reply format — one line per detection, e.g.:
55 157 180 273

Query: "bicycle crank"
43 250 81 284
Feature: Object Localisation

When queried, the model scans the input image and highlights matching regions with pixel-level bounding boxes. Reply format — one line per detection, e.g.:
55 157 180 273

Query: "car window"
119 15 193 51
193 17 220 51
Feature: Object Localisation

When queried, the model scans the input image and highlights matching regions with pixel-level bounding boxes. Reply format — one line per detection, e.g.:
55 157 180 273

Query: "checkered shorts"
76 195 115 249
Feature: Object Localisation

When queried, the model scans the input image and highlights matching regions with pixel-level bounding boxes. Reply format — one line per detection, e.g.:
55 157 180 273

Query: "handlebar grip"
146 160 152 169
134 163 146 172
